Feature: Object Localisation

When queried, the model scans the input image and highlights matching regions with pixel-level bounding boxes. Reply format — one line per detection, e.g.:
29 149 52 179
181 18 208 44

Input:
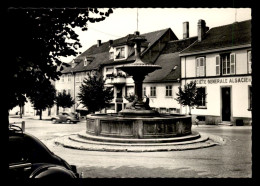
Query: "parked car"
51 112 79 124
8 124 80 179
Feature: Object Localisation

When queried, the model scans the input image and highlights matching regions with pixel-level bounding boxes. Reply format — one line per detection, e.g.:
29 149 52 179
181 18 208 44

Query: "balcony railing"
106 73 126 84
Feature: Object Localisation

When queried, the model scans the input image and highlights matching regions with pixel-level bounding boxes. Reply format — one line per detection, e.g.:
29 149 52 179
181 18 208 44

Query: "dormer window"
84 58 88 66
115 46 125 59
84 57 94 66
71 60 76 68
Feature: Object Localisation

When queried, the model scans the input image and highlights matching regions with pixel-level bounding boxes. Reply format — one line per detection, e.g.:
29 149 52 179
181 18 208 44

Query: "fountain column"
133 74 145 109
116 31 162 115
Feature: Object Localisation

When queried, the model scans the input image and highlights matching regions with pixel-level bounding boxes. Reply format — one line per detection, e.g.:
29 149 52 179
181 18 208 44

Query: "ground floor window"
125 86 134 97
150 87 156 97
197 87 206 108
166 85 172 97
143 87 146 97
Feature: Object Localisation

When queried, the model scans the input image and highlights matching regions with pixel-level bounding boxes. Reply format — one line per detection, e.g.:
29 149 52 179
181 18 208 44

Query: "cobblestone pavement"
9 116 252 178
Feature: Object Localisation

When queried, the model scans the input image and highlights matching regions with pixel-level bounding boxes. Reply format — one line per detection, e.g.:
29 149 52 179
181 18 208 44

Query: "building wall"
182 48 250 78
55 73 75 112
143 82 181 113
180 47 252 125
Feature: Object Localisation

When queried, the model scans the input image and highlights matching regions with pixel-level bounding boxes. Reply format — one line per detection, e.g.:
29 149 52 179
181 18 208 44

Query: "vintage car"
51 112 80 124
8 124 80 179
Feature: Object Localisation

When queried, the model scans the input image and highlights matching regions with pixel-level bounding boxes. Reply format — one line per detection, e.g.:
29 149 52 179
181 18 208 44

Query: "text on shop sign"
195 77 252 84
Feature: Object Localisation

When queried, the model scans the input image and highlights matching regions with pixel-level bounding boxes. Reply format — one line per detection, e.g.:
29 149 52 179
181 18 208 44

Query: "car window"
9 136 28 164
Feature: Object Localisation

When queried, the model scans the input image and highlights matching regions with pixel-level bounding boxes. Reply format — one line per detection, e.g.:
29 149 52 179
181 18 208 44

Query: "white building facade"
179 19 252 125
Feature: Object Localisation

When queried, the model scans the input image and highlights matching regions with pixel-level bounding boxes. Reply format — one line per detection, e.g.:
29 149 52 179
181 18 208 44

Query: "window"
61 75 64 82
143 87 146 97
160 107 166 113
248 51 252 74
166 85 172 97
68 89 71 95
81 73 85 82
169 108 176 114
106 67 114 74
196 57 205 77
221 53 236 75
75 73 79 82
125 86 134 97
68 74 71 82
84 59 88 66
249 86 252 110
115 47 125 59
216 55 220 75
109 52 114 59
116 69 126 77
197 87 206 107
150 87 156 97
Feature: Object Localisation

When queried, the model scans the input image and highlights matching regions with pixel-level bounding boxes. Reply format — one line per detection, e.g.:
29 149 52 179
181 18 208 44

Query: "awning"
76 103 88 111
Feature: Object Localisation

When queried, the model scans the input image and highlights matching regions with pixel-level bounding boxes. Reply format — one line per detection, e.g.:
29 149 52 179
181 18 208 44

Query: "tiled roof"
144 37 197 83
61 28 171 74
180 20 251 55
111 34 136 47
141 28 174 55
162 37 197 54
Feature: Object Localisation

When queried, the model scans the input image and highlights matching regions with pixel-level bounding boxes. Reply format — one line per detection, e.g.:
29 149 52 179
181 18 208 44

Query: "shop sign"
194 77 252 85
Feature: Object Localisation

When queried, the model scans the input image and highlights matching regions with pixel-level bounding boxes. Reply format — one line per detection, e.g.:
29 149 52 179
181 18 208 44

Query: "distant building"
179 19 252 125
56 27 185 114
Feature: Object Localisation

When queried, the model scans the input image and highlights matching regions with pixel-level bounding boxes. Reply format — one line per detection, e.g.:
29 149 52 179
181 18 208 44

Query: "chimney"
109 40 113 46
134 31 140 36
183 22 189 39
97 40 101 47
205 26 209 32
198 19 206 42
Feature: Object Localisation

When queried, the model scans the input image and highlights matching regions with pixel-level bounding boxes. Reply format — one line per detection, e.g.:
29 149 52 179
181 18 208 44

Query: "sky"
60 8 251 63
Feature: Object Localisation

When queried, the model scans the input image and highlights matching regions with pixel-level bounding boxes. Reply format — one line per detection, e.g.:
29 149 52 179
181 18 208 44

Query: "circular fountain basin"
86 113 192 140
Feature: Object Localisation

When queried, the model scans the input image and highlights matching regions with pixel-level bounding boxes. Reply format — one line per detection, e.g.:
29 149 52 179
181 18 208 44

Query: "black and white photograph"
7 6 253 180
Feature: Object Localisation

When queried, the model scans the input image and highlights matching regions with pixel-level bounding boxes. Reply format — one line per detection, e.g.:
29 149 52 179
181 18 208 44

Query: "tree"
17 95 27 119
78 73 114 113
28 80 57 120
175 81 200 115
55 90 75 114
6 8 113 124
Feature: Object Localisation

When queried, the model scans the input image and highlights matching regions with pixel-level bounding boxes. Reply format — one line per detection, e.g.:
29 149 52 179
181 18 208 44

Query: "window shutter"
115 50 120 58
196 58 200 77
199 58 205 76
216 55 220 75
230 53 236 74
248 51 252 74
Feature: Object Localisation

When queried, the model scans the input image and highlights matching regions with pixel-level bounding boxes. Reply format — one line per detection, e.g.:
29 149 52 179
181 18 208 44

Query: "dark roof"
111 34 135 47
144 37 197 83
61 28 171 74
144 53 180 83
180 20 251 55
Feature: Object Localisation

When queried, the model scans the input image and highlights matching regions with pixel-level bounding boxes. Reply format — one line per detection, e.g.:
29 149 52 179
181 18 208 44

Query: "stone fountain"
85 31 194 142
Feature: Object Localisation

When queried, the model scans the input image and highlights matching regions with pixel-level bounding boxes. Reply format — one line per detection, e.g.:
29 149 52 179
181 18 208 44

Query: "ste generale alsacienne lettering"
194 77 252 85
